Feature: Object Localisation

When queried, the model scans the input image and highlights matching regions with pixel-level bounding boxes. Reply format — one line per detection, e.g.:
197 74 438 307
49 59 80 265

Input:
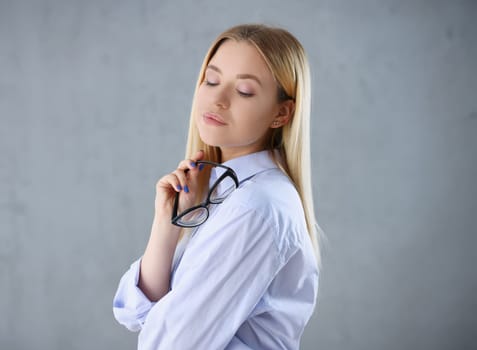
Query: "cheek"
193 88 210 118
195 88 206 108
240 100 277 126
196 83 216 103
234 109 273 140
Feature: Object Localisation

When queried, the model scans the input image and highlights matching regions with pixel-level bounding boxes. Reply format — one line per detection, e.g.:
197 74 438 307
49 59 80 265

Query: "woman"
113 24 321 349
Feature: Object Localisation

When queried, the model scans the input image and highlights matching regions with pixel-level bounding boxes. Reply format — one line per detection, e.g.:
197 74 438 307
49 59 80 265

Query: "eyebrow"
207 64 263 86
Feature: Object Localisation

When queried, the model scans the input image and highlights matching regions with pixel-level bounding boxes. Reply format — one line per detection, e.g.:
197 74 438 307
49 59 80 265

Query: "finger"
172 169 190 193
173 150 206 191
192 149 205 162
176 150 205 170
157 173 183 193
176 157 202 176
177 159 198 172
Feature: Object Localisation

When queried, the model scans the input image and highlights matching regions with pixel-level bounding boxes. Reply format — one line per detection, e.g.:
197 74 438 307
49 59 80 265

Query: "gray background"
1 0 476 349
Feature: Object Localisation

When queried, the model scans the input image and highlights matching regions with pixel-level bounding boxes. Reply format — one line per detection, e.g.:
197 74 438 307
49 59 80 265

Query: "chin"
197 129 225 148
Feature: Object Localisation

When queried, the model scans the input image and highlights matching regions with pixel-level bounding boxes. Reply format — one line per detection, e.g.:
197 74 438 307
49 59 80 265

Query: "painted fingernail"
199 163 205 171
184 185 189 193
176 185 182 191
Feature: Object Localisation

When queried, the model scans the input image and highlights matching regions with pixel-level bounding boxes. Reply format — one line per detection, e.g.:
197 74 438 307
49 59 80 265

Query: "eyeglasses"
171 161 239 228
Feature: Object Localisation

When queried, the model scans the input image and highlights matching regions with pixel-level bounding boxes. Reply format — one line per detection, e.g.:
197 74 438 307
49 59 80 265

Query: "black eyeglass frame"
171 160 239 228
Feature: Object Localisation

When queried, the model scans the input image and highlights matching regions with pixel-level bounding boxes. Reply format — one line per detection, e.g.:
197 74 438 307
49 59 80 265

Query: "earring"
272 121 280 127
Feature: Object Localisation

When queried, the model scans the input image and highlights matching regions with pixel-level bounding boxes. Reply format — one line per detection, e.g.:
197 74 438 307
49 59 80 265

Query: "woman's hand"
154 150 205 221
139 149 205 301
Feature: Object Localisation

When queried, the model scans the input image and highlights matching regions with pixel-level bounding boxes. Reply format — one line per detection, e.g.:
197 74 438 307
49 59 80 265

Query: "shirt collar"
209 150 279 190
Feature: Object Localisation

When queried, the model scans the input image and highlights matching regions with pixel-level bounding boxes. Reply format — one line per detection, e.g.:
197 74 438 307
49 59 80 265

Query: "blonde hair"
185 24 321 264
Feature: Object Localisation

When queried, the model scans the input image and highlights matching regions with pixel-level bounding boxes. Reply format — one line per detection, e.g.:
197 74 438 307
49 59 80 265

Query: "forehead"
208 40 274 83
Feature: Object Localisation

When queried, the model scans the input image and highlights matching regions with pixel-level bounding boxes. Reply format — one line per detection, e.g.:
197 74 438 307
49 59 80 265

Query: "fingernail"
199 163 205 171
176 185 182 191
190 162 196 168
184 185 189 193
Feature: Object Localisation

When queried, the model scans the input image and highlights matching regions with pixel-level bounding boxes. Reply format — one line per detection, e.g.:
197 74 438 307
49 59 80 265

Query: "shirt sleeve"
112 258 155 332
138 203 284 350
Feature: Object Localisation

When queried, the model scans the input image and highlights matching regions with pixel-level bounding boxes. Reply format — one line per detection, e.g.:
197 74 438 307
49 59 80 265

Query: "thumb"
193 149 205 162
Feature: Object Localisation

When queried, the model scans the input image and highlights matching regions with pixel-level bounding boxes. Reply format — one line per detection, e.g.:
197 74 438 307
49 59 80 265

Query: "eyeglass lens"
174 206 209 227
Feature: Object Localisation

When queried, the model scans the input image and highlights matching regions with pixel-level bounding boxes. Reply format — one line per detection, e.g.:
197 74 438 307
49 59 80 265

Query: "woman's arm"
138 150 204 301
138 216 181 301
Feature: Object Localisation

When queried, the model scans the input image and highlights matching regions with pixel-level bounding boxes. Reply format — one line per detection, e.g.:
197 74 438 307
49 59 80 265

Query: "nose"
213 86 230 109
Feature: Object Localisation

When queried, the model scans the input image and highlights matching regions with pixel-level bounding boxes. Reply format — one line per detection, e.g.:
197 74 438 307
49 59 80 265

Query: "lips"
203 112 227 126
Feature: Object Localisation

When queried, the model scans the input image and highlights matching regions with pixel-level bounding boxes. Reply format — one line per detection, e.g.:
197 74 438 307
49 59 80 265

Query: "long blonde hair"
185 24 321 264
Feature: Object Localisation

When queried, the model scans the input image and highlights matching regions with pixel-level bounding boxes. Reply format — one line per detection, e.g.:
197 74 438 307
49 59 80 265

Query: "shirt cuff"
113 258 156 331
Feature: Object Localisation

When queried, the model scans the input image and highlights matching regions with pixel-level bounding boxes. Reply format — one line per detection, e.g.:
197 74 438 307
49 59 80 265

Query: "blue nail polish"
184 185 189 193
176 185 182 191
199 163 205 171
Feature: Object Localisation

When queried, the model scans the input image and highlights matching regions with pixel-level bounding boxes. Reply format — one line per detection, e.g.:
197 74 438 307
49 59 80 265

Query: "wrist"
151 213 182 238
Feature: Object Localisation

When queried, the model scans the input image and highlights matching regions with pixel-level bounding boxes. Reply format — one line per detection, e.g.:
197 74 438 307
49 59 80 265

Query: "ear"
270 100 295 128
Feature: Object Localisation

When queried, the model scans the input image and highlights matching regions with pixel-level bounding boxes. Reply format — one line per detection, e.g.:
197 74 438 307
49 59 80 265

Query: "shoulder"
221 168 308 257
233 169 304 221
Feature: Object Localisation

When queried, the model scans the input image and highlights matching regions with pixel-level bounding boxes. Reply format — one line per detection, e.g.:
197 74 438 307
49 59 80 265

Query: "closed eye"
204 80 219 86
204 79 254 97
238 91 254 97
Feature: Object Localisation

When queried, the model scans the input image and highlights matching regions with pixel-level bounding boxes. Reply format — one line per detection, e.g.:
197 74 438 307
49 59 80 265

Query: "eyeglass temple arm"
171 191 180 221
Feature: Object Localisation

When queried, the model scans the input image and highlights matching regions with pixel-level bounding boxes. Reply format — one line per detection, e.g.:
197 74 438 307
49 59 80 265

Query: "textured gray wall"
1 0 476 349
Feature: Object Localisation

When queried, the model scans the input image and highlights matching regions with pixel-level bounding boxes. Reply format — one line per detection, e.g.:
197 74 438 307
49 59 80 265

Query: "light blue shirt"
113 150 319 349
